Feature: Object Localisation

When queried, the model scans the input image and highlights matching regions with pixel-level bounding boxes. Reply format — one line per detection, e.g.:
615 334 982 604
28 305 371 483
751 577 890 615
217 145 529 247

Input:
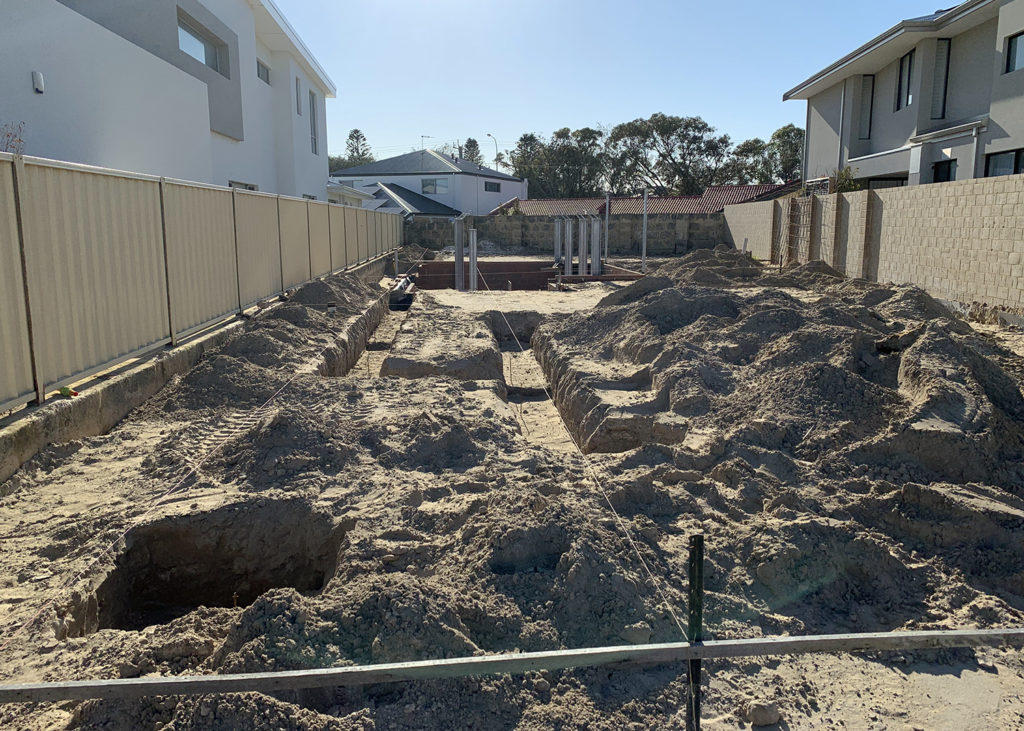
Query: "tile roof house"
488 184 797 217
331 149 527 215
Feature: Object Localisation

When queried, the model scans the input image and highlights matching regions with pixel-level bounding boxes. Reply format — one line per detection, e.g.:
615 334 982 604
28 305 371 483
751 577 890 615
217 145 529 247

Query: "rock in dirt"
744 700 782 726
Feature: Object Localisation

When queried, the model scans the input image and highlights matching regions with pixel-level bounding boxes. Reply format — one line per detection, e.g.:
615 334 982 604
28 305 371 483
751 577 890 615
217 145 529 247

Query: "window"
295 77 302 115
309 91 318 155
484 181 501 193
257 59 270 85
933 159 956 183
985 149 1023 177
302 194 317 200
931 39 951 119
421 178 449 195
1007 32 1024 73
228 180 258 191
178 17 226 76
858 75 874 139
896 49 914 110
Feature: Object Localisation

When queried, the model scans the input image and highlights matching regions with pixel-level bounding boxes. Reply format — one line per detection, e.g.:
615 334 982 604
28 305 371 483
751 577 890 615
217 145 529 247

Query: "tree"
462 138 484 165
509 133 554 197
605 113 732 195
721 125 805 184
345 129 373 163
493 151 507 171
330 129 375 172
767 124 804 182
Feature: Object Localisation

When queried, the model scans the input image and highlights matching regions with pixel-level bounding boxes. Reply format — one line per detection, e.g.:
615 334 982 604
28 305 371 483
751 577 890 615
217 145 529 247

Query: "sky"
273 0 947 166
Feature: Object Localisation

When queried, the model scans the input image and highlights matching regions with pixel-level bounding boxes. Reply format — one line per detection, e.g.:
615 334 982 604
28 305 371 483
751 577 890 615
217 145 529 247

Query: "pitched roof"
332 149 520 182
491 198 606 216
487 184 796 217
685 183 796 213
375 182 461 216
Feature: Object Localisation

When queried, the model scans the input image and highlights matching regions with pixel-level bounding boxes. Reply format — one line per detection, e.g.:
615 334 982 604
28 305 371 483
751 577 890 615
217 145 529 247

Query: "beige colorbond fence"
0 152 402 412
723 172 1024 310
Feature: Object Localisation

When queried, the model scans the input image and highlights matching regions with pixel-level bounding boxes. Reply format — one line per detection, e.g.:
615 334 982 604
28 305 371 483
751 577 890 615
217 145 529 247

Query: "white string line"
0 250 423 653
474 268 691 643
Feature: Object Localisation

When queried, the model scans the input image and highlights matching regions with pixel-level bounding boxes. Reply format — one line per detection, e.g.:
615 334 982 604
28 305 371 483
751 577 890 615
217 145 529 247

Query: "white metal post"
578 215 587 276
554 217 562 265
454 217 465 291
604 192 610 261
468 228 478 292
642 189 648 273
564 218 573 276
591 217 601 276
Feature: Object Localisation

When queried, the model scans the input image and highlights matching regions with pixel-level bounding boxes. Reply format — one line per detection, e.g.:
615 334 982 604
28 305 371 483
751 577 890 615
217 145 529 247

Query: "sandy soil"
1 248 1023 729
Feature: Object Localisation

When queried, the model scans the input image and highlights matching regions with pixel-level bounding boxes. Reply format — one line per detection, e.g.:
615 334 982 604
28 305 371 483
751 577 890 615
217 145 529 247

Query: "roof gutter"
782 0 994 101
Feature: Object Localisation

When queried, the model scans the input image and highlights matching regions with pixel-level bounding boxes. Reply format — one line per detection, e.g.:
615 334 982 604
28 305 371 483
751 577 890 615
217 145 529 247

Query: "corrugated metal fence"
0 152 403 411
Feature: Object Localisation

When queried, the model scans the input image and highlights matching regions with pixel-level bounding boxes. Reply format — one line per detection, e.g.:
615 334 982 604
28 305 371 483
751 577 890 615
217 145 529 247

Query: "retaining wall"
723 172 1024 310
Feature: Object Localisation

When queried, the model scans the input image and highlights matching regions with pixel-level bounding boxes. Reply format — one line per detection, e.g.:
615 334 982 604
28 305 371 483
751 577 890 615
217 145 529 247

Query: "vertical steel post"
642 189 649 274
564 218 573 276
686 534 705 731
11 155 47 405
454 217 465 291
578 215 587 276
468 228 478 292
604 191 610 261
157 179 178 347
554 217 562 265
590 217 601 276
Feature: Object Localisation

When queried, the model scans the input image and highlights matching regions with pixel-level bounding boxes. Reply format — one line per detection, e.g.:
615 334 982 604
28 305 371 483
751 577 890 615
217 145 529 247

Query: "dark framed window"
933 160 956 183
1007 32 1024 73
931 39 951 119
484 181 501 193
896 49 914 110
178 15 228 77
985 149 1024 177
257 59 270 85
309 91 318 155
858 75 874 139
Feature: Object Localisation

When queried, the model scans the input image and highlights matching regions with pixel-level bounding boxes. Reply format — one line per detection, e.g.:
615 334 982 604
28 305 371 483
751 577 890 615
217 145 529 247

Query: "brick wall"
404 212 724 256
723 173 1024 310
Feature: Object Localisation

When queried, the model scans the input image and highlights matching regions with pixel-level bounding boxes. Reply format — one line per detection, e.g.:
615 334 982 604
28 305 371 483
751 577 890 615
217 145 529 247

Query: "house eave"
251 0 336 97
783 0 996 102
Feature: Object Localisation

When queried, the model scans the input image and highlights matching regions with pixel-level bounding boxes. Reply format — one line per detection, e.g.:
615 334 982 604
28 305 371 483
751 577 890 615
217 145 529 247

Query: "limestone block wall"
723 173 1024 310
404 212 724 256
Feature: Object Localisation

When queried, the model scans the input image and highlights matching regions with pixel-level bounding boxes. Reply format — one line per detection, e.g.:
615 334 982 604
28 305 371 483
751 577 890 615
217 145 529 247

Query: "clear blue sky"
274 0 944 164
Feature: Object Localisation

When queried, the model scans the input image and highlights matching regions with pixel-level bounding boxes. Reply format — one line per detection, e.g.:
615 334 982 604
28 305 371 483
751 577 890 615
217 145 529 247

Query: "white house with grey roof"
331 149 527 215
1 0 334 199
786 0 1024 188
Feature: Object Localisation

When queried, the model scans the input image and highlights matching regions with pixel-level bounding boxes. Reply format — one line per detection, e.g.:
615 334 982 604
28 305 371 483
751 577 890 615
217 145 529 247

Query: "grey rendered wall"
56 0 244 140
806 81 845 180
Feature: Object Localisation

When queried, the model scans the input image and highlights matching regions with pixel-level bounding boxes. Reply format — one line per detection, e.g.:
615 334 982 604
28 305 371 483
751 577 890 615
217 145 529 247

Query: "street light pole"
486 133 499 169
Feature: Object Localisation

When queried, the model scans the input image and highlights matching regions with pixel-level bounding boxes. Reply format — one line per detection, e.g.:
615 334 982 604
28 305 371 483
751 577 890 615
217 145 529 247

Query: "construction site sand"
0 249 1023 729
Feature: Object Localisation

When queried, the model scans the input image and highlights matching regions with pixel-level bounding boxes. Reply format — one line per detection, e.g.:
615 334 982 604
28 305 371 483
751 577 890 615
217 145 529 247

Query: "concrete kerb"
0 255 389 487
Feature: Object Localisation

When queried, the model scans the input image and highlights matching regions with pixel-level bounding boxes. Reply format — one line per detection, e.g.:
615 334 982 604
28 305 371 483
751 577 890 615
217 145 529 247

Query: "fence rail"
0 152 403 412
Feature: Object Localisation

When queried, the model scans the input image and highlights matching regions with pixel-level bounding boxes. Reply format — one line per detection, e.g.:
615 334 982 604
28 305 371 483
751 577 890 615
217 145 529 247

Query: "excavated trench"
91 501 345 633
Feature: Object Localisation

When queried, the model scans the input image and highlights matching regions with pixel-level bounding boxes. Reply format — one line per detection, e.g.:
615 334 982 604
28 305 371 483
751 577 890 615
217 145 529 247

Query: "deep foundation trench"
4 249 1024 730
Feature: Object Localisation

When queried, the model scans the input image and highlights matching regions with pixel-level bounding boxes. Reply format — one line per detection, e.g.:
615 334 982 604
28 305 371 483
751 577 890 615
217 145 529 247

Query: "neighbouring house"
786 0 1024 188
488 184 797 216
326 182 374 207
331 149 527 215
1 0 335 199
364 182 461 218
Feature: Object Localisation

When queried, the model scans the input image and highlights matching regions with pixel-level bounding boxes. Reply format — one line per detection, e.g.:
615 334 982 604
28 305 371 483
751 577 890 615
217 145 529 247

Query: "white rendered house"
1 0 334 199
331 149 528 216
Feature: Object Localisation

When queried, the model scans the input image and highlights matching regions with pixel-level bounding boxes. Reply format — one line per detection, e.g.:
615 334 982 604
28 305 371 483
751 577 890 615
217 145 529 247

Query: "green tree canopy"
605 113 732 195
329 129 375 172
462 138 484 165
